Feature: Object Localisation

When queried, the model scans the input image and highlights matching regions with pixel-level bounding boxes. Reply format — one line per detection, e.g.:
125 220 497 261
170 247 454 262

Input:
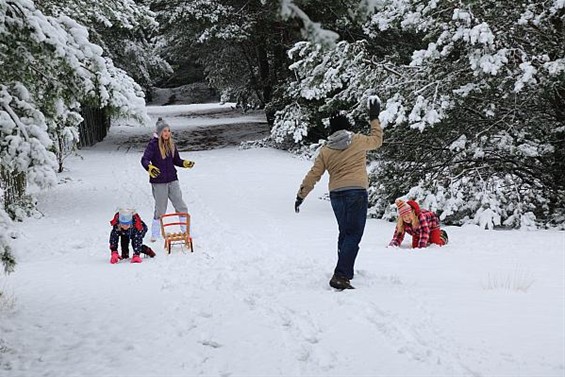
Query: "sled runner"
159 212 194 254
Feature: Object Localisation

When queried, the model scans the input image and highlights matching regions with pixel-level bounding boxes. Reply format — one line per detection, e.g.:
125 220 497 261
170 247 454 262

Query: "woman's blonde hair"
395 210 419 233
158 132 175 159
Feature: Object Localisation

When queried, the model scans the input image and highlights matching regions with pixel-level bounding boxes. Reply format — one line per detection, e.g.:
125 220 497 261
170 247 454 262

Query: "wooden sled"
159 212 194 254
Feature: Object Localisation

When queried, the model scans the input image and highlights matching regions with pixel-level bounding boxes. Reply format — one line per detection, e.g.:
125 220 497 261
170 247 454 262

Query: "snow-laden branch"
280 0 339 47
1 103 29 141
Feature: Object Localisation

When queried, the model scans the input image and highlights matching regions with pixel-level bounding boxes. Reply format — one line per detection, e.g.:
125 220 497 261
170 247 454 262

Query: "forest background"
1 0 564 274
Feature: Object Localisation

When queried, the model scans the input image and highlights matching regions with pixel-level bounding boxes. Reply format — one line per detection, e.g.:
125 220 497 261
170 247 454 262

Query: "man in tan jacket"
295 97 383 290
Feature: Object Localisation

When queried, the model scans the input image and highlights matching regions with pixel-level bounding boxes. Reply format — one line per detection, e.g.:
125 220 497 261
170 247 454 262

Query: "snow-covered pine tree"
38 0 172 98
272 0 565 228
155 0 297 114
0 0 150 272
365 0 565 228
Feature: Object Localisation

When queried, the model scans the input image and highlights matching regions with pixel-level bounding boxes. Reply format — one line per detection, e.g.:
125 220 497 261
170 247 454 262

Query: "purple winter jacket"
141 136 184 184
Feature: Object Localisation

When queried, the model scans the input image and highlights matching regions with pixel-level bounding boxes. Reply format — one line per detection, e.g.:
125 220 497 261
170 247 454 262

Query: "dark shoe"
142 245 156 258
329 274 355 290
121 250 129 259
440 230 448 245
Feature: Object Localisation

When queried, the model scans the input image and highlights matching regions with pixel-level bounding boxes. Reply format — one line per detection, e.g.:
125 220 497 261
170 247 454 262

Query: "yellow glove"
148 164 160 178
183 160 195 168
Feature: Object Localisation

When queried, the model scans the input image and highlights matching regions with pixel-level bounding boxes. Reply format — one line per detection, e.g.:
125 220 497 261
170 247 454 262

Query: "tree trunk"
79 106 110 147
0 166 26 217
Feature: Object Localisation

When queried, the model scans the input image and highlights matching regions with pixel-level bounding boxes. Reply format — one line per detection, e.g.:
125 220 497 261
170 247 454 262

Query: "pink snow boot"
131 254 142 263
110 251 121 264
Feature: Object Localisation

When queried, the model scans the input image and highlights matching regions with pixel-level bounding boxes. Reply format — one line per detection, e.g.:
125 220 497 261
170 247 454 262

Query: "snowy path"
1 104 564 376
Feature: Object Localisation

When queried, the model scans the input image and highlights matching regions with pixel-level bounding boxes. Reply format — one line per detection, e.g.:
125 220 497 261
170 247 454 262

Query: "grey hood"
327 130 352 150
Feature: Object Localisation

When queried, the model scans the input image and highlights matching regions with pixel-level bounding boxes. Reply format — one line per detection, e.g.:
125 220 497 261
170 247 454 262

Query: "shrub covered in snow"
0 0 151 271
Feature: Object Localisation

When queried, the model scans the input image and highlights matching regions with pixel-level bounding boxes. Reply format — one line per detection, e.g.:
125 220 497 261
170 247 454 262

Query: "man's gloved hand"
367 95 381 121
295 196 304 213
148 164 160 178
183 160 195 168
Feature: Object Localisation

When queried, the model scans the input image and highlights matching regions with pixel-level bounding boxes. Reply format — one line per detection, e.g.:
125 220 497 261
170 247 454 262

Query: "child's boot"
131 254 142 263
150 218 161 242
110 251 121 264
142 245 156 258
440 230 449 245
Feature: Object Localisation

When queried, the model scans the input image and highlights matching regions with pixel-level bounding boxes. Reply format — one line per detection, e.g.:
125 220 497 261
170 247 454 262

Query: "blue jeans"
330 189 368 280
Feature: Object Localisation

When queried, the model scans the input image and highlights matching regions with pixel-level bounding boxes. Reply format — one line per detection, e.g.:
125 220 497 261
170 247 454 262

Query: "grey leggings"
151 180 188 220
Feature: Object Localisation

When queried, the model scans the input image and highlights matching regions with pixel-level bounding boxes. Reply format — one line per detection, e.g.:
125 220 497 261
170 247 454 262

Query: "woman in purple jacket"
141 118 195 241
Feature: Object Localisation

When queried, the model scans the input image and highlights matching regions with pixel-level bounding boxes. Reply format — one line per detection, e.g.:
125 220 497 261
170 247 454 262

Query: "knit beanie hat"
118 209 133 225
329 114 351 134
406 199 421 215
155 117 169 135
395 199 412 217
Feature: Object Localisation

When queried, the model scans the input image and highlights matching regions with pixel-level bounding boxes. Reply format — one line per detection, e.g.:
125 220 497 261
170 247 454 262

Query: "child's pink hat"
395 199 412 217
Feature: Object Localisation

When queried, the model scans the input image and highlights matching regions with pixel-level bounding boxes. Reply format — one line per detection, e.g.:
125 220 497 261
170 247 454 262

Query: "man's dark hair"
329 114 351 134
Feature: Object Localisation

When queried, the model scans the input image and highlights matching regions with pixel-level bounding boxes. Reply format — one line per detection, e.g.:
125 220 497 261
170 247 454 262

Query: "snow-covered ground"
1 104 564 377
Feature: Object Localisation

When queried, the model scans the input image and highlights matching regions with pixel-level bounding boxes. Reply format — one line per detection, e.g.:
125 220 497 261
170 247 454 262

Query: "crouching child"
109 209 156 264
389 199 448 249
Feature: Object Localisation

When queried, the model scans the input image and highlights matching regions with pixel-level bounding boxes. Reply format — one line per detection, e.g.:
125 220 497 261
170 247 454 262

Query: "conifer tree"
0 0 150 272
38 0 172 96
272 0 565 228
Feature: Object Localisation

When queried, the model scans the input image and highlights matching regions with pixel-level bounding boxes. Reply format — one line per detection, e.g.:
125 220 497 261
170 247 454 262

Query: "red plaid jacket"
389 209 440 248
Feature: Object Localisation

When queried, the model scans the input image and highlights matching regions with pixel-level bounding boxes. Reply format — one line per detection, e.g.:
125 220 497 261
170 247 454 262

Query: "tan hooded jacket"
297 119 383 199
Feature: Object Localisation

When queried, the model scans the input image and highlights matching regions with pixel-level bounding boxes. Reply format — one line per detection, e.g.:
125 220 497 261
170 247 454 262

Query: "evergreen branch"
2 103 30 141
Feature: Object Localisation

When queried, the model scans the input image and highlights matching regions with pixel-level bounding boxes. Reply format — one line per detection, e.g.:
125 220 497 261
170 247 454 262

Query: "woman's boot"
150 218 161 242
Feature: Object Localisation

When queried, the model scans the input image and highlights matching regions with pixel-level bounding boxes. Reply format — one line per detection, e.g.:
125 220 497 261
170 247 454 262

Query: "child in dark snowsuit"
109 209 156 264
